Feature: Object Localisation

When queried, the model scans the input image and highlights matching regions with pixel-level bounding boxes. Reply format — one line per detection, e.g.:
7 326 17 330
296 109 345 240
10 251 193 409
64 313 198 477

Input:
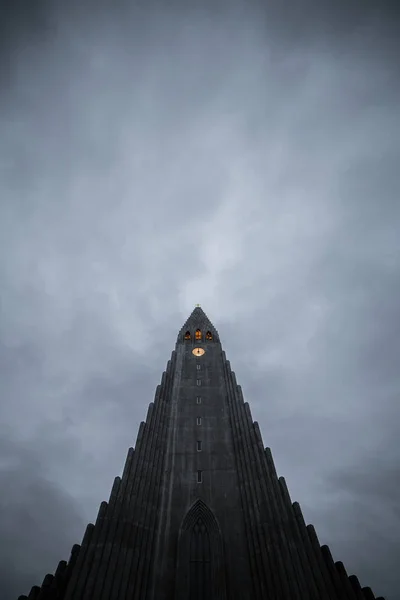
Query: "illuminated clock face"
192 347 205 357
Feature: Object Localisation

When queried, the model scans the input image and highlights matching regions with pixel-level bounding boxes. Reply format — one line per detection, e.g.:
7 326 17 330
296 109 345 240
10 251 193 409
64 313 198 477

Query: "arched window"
206 331 213 340
184 331 191 340
195 329 202 341
176 499 227 599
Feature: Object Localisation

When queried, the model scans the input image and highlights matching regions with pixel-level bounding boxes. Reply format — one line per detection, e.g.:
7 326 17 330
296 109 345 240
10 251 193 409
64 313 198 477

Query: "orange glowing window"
195 329 202 341
206 331 213 340
184 331 191 340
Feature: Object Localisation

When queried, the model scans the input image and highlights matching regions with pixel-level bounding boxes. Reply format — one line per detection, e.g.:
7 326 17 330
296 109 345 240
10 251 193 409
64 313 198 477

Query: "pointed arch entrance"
175 499 227 600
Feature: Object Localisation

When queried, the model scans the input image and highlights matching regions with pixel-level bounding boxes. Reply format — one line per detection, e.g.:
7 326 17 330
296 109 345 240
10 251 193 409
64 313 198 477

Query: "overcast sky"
1 0 399 598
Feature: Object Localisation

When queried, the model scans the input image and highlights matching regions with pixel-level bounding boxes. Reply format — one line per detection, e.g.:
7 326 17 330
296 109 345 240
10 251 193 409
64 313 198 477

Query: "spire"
177 306 220 343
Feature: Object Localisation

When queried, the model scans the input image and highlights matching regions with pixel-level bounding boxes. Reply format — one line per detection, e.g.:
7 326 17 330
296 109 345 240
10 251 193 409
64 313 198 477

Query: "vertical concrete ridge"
44 560 68 598
17 540 81 600
63 524 95 600
115 410 158 597
362 587 376 600
235 393 272 599
335 561 358 599
349 575 368 600
108 476 122 509
256 439 294 599
57 544 81 598
262 436 301 600
148 349 182 600
243 409 281 600
124 374 170 599
321 545 346 598
278 476 319 599
267 458 304 600
262 445 294 599
136 350 177 599
256 434 294 600
116 361 174 600
24 586 39 599
103 416 146 600
82 501 116 598
292 502 336 600
36 574 54 599
223 359 264 598
249 414 294 599
306 525 340 600
223 358 258 595
92 448 135 599
72 502 108 599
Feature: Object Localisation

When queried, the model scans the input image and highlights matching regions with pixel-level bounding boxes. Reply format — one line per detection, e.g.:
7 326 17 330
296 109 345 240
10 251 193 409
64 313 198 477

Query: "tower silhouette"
18 307 385 600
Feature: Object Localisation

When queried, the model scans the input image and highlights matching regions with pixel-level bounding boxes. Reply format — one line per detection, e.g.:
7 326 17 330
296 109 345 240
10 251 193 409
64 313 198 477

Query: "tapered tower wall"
15 307 387 600
150 337 253 600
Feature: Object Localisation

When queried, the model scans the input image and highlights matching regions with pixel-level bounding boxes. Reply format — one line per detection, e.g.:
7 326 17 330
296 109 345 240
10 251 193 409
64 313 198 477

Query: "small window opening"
195 329 202 341
196 364 201 370
184 331 191 340
197 416 202 425
197 470 203 483
196 396 201 404
197 440 202 451
196 379 201 386
206 331 213 340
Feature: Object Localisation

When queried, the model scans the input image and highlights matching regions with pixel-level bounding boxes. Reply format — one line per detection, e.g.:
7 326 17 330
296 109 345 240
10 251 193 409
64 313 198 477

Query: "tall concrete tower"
18 307 385 600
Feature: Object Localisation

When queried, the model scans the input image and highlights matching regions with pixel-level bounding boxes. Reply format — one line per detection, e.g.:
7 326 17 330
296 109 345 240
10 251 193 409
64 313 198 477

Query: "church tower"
18 307 386 600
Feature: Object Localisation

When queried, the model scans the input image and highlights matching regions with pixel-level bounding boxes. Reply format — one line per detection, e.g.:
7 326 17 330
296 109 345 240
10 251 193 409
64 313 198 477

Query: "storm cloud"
0 0 399 597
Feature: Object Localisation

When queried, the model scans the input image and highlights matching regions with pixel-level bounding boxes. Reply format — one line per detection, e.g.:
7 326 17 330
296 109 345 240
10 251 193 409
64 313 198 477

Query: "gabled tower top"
177 306 220 343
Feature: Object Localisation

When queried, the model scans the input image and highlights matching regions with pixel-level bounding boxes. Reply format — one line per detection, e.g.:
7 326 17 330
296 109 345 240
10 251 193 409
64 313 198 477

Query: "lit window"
196 379 201 386
184 331 191 340
197 440 202 451
196 396 201 404
206 331 213 340
195 329 202 341
197 470 202 483
197 417 202 425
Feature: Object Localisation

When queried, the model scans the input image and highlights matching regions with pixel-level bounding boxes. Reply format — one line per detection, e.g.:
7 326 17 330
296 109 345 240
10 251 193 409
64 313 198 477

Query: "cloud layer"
1 0 399 597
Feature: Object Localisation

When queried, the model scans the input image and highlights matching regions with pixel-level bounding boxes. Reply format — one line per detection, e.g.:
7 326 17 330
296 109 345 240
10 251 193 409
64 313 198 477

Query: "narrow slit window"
197 440 202 451
197 470 202 483
196 396 201 404
196 364 201 370
197 416 202 425
196 379 201 386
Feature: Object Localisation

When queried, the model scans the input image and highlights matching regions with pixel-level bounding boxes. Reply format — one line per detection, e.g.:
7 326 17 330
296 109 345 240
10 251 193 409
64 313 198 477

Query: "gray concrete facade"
17 307 386 600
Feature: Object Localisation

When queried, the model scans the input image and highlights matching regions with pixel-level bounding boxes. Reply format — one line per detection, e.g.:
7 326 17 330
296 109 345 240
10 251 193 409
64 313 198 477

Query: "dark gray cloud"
0 433 84 599
0 0 399 598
